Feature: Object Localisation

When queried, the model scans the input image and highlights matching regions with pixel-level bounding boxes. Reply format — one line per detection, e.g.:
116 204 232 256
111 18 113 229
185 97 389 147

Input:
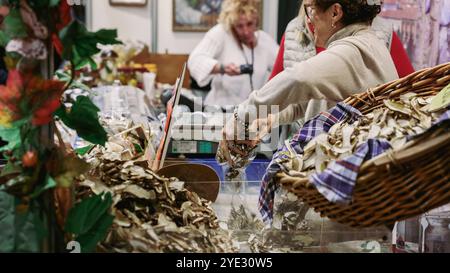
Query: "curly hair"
314 0 382 25
218 0 261 31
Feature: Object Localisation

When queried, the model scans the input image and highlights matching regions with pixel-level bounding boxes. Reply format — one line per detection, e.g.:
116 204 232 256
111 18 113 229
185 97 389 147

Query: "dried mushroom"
75 142 237 253
280 93 446 178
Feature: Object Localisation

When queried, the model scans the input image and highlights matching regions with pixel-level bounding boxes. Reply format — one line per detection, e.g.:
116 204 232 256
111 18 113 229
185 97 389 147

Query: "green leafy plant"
0 0 121 252
60 20 122 70
64 192 114 253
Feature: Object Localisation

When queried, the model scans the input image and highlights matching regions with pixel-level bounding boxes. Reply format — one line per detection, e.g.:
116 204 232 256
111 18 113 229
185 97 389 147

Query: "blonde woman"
188 0 279 107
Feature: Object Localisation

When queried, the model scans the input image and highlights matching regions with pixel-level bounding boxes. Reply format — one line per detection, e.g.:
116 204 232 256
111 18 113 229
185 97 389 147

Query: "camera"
240 64 254 75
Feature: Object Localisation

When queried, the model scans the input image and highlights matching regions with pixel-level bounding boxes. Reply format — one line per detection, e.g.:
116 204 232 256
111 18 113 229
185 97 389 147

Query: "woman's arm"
187 26 224 87
237 37 397 123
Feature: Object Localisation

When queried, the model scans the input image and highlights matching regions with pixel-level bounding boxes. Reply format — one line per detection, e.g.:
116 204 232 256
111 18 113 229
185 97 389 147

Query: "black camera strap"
241 46 254 92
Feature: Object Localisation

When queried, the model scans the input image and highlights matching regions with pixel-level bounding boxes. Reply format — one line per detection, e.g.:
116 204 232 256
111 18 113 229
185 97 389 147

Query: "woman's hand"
218 114 275 166
247 114 275 148
217 115 252 166
213 63 241 76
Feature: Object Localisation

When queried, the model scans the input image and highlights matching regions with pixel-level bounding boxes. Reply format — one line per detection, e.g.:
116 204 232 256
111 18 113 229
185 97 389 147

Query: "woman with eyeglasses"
269 1 414 133
220 0 399 161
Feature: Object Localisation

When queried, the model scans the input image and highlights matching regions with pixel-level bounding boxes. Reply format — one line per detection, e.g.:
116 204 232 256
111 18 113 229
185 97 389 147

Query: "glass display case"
419 212 450 253
207 160 393 253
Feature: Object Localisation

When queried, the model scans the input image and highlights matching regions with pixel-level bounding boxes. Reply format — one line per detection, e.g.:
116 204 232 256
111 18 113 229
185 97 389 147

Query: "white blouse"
188 24 279 107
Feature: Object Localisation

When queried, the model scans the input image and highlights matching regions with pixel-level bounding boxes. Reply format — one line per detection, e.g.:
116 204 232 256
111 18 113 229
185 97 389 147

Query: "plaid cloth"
311 139 391 204
259 103 450 224
259 102 362 223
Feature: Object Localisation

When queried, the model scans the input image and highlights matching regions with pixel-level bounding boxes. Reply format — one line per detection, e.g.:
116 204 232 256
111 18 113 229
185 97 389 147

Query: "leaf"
59 21 121 69
64 192 113 235
30 175 57 199
134 143 143 154
0 31 9 47
0 126 21 152
0 192 42 253
0 191 15 252
2 8 28 39
75 145 95 156
64 192 114 253
55 70 90 91
76 212 114 253
14 204 42 253
55 96 107 146
50 0 60 7
28 0 60 9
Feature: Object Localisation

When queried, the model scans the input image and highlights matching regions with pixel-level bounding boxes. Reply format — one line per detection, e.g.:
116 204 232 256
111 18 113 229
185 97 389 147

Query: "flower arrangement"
0 0 121 252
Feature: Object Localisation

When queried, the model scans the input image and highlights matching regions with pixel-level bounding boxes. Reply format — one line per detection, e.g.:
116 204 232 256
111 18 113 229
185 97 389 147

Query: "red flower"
0 69 65 126
0 70 23 119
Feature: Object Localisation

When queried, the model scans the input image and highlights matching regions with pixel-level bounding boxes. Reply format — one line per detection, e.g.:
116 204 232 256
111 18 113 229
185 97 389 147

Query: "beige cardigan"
237 23 399 124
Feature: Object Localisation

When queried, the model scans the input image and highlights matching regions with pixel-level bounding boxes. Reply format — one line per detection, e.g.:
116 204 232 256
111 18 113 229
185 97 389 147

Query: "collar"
325 23 370 48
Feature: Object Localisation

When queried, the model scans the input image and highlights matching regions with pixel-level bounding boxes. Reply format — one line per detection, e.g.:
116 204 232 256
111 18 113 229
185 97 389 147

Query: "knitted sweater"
237 23 399 124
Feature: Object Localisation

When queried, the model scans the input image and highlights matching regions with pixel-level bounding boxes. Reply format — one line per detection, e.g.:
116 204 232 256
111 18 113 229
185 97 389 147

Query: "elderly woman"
188 0 279 107
220 0 399 160
270 2 414 127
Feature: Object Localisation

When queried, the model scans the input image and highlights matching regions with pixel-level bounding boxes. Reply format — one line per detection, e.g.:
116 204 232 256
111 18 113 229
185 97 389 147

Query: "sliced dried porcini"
157 213 178 232
367 124 381 139
384 100 412 116
79 179 111 195
123 184 154 200
169 181 185 191
113 210 132 227
399 92 417 105
123 209 143 226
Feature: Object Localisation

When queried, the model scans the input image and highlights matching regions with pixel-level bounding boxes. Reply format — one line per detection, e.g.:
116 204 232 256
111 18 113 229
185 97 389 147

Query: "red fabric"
269 31 415 82
316 47 325 54
269 35 286 80
390 32 415 78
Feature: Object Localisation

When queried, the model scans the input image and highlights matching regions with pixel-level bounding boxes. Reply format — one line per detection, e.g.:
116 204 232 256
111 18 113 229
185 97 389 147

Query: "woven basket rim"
340 62 450 173
281 62 450 187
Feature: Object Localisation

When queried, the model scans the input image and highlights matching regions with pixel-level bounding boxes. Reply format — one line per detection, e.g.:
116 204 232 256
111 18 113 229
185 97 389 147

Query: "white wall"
89 0 279 54
157 0 279 54
156 0 205 54
90 0 152 46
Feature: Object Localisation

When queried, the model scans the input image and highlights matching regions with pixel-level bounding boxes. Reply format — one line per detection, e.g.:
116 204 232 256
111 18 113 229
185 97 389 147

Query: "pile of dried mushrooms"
76 140 238 253
282 93 446 177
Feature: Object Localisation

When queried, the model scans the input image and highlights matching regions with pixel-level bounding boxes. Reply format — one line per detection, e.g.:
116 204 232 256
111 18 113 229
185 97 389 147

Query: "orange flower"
0 69 65 126
0 70 22 102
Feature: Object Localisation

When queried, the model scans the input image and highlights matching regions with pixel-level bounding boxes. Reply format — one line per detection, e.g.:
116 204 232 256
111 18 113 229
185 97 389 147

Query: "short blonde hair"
218 0 261 31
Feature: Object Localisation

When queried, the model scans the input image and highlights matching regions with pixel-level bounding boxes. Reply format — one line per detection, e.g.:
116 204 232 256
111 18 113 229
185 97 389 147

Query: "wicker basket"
276 62 450 228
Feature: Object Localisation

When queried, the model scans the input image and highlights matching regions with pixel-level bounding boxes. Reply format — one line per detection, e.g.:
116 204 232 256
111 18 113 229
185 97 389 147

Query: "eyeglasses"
304 4 315 20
